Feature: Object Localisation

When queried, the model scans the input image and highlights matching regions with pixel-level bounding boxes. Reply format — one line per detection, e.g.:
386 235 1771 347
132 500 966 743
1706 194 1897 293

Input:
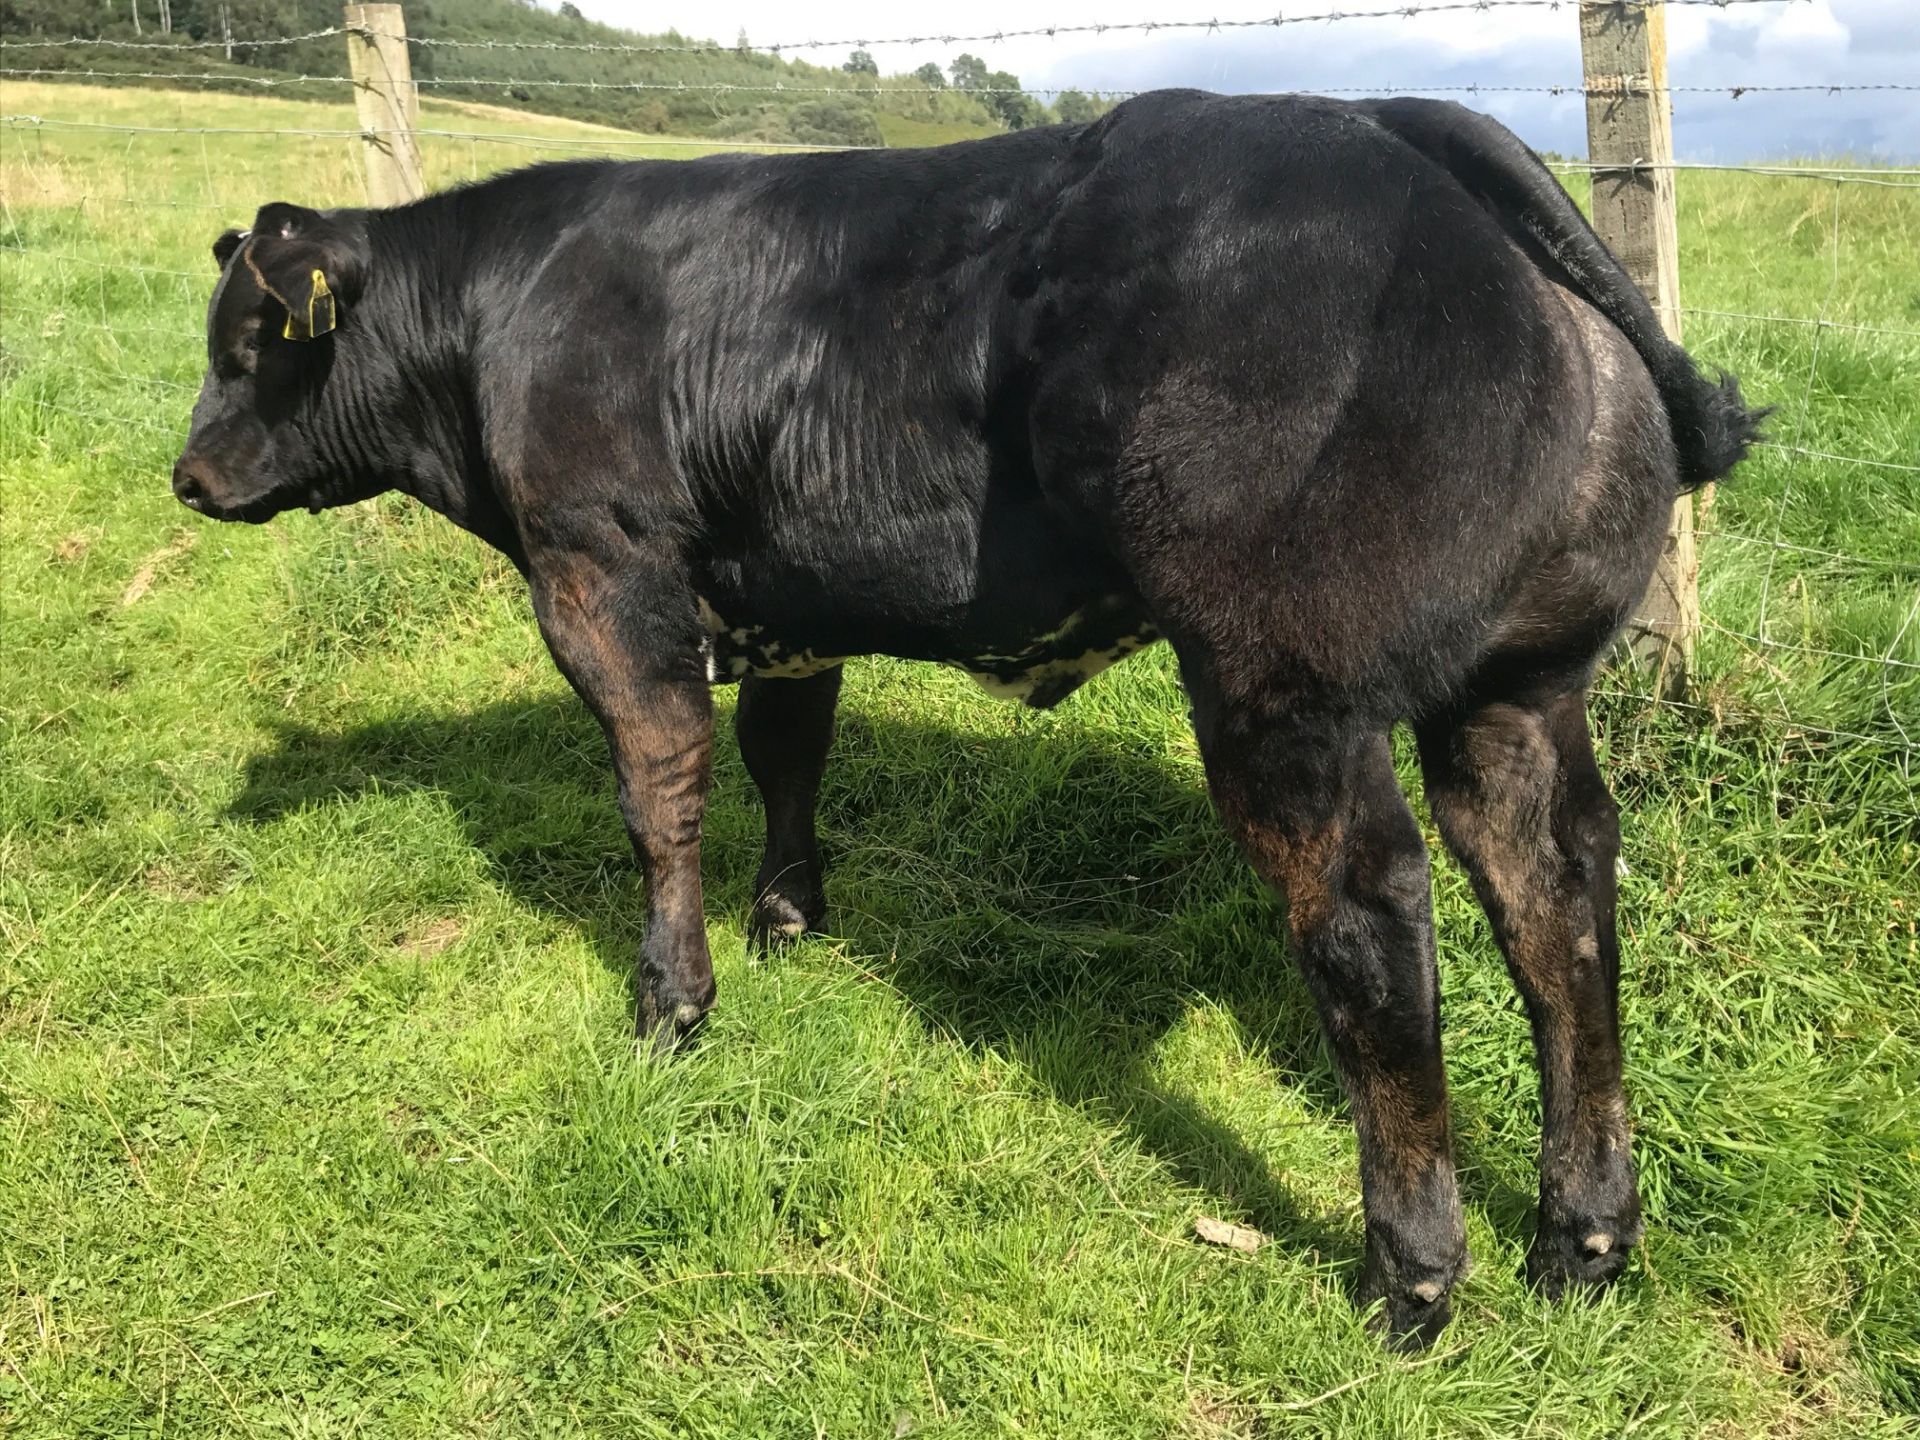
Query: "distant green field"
873 111 1003 149
2 82 1916 1437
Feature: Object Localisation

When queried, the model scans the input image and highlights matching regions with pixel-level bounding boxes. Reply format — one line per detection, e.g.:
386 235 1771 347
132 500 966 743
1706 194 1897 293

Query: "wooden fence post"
1579 0 1697 697
344 3 424 207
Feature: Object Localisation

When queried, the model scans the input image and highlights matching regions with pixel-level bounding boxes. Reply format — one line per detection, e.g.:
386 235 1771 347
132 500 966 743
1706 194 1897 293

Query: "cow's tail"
1361 97 1769 493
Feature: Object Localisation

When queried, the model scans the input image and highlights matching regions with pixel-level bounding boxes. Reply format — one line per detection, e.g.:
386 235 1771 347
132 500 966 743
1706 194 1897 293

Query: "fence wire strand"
7 68 1919 108
1684 307 1920 339
2 0 1814 59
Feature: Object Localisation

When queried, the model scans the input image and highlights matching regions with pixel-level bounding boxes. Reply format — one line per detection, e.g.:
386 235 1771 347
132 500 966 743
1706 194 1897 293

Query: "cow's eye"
216 344 257 381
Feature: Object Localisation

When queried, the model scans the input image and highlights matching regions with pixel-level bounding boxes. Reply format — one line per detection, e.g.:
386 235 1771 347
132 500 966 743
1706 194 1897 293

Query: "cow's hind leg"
735 668 842 948
1195 698 1466 1347
1416 687 1642 1295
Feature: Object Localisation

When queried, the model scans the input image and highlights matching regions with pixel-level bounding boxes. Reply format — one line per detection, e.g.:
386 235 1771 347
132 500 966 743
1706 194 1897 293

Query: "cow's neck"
341 204 525 567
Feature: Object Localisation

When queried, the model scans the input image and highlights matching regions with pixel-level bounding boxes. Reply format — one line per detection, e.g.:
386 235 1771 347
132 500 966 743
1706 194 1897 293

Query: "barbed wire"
1762 444 1920 475
1697 530 1920 573
1547 159 1920 186
9 67 1918 108
1588 687 1918 829
0 243 201 279
1700 619 1920 675
0 114 874 153
1551 161 1920 190
0 27 348 51
19 396 183 433
1 0 1810 59
1590 688 1919 764
51 317 205 342
0 65 342 87
422 0 1801 54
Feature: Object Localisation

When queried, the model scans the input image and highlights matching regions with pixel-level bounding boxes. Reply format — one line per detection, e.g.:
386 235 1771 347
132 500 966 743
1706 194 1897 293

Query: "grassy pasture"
2 82 1918 1436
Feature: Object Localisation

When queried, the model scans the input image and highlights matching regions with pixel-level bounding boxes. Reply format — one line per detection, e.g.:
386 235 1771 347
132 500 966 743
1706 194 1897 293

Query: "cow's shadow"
231 687 1534 1271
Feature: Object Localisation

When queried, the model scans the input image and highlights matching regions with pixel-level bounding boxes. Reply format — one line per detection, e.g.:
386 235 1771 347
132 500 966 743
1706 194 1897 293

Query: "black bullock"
172 90 1765 1345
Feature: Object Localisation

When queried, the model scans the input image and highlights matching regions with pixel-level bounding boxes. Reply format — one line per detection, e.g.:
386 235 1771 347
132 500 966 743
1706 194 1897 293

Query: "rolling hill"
0 0 1089 146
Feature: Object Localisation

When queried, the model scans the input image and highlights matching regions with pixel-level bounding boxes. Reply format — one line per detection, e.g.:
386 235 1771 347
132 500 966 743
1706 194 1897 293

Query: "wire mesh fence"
2 3 1914 824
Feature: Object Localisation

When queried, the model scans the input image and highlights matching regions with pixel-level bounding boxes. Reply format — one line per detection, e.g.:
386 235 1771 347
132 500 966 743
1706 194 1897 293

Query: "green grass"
2 84 1918 1437
872 112 1005 149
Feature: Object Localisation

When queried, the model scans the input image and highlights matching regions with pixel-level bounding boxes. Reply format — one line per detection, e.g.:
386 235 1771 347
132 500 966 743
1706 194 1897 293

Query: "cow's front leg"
735 668 842 948
529 555 715 1049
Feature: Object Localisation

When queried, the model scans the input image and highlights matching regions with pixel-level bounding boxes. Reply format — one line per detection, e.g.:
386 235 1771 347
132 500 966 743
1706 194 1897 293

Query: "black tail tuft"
1673 367 1772 493
1359 97 1772 498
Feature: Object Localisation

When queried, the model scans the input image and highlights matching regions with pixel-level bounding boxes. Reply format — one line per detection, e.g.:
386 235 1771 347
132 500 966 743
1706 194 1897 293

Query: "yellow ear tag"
285 268 336 340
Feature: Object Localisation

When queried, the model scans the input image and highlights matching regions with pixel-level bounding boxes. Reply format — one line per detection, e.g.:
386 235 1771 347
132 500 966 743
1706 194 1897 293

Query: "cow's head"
173 203 373 523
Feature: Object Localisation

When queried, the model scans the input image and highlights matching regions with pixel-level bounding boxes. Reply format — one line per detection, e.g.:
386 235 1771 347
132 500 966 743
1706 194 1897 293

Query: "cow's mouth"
178 489 292 525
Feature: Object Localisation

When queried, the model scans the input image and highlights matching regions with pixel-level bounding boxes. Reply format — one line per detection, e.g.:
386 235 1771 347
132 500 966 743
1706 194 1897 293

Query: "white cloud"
1754 0 1851 56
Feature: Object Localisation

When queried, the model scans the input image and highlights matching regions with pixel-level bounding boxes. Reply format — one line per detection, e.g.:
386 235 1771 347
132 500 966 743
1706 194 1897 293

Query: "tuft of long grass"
2 84 1916 1437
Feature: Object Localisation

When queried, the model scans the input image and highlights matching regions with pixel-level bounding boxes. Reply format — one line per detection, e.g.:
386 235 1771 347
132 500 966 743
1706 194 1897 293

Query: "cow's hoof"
634 992 710 1056
1526 1205 1641 1299
1358 1248 1468 1351
1526 1226 1638 1299
747 890 822 952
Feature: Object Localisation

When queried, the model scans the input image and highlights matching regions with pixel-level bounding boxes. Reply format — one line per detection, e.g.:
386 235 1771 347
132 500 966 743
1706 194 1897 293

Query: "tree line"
0 0 1119 146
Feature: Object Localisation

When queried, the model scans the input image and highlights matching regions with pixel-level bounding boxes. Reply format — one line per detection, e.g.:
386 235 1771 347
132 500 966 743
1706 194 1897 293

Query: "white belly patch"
953 636 1155 706
696 596 1158 708
698 598 843 682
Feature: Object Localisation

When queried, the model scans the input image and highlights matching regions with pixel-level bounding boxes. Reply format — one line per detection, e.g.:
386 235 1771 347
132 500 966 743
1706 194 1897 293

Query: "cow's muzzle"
171 455 283 523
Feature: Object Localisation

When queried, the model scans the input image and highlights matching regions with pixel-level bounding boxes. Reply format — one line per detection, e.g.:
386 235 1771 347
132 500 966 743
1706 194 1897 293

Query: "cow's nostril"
172 461 208 506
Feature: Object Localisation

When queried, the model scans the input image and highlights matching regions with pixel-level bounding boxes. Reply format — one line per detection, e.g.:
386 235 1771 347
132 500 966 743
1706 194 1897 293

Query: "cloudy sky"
576 0 1919 160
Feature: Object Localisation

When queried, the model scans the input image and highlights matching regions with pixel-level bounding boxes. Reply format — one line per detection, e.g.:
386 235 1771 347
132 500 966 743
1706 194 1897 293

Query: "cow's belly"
695 592 1160 709
944 594 1160 707
697 597 846 682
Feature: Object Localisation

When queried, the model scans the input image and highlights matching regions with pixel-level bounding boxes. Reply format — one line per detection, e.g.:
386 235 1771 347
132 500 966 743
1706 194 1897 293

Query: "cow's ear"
252 201 322 241
212 229 246 269
240 204 367 341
